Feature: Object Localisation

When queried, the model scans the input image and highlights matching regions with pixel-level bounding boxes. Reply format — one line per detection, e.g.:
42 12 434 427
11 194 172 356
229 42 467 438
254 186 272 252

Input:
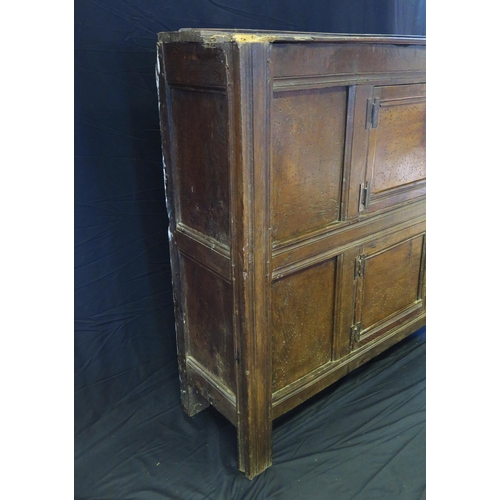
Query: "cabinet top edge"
157 29 426 45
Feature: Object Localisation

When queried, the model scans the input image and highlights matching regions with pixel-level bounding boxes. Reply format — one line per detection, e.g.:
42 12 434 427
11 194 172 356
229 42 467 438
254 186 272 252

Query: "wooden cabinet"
156 29 426 479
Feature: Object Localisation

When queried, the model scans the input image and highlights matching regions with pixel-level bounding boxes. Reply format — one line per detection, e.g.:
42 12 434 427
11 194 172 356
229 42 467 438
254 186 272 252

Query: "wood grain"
272 259 336 391
271 87 346 242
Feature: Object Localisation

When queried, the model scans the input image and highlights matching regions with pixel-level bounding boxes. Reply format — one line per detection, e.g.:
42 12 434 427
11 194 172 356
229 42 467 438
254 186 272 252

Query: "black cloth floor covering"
75 326 425 500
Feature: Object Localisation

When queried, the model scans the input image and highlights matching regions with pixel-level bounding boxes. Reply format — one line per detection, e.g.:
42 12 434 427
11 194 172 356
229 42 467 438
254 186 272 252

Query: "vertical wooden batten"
230 40 273 478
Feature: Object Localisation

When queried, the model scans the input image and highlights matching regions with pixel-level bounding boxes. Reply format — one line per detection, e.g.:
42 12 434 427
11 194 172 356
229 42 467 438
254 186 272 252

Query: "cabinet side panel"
181 255 236 392
272 259 336 392
171 89 230 246
159 42 235 406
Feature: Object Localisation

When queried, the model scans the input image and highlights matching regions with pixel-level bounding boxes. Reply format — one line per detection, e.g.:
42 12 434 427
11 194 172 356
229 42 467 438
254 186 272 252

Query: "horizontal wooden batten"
273 199 425 252
167 82 227 93
379 83 426 100
371 180 426 202
368 190 425 213
271 313 426 419
175 223 231 282
273 71 426 92
359 300 424 343
186 356 237 425
272 203 425 280
381 95 426 107
348 315 426 374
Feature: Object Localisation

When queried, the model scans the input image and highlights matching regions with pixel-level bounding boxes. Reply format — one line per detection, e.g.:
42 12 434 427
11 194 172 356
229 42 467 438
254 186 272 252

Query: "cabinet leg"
237 414 273 479
180 381 209 417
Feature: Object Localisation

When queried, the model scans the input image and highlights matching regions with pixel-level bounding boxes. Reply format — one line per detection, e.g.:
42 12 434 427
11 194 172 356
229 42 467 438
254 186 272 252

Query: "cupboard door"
350 227 426 349
349 84 425 216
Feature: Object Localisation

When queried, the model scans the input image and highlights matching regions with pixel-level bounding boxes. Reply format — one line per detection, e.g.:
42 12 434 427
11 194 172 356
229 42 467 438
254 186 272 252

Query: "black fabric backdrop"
74 1 426 498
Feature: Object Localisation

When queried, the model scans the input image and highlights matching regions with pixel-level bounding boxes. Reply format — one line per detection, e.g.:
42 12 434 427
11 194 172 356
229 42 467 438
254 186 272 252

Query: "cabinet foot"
237 421 273 479
180 384 209 417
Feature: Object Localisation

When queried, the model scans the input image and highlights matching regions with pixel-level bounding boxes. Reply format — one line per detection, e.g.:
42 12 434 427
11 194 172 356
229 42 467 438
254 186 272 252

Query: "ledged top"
157 28 426 45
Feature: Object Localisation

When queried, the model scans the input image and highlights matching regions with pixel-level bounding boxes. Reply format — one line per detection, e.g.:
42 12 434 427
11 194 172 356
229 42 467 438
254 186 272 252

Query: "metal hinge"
350 322 362 345
354 255 366 279
359 182 370 210
366 97 380 129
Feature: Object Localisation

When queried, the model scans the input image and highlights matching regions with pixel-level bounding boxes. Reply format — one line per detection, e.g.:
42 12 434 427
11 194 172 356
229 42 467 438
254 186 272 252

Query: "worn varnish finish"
271 87 345 242
272 258 336 392
156 29 426 479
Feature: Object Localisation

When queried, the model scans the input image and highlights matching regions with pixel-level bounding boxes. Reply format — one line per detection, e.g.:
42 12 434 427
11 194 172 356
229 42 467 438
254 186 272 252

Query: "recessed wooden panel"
172 89 230 245
359 83 426 213
272 43 426 78
362 235 424 329
271 87 346 242
182 255 235 391
164 43 227 88
371 96 426 194
272 259 335 392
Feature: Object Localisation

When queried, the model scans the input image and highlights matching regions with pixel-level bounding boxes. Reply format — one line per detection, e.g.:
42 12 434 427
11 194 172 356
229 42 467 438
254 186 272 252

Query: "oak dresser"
156 29 426 478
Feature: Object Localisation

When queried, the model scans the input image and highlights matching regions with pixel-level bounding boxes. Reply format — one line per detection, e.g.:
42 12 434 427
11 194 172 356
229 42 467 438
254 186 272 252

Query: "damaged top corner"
157 29 316 45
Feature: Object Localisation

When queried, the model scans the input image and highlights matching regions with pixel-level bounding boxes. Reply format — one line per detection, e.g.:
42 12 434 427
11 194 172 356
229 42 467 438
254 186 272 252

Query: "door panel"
362 237 423 326
351 227 425 349
370 91 426 194
349 83 426 216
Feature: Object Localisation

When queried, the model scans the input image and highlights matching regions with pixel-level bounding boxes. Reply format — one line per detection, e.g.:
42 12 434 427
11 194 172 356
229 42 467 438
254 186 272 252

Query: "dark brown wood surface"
271 87 345 242
272 258 336 392
156 29 426 479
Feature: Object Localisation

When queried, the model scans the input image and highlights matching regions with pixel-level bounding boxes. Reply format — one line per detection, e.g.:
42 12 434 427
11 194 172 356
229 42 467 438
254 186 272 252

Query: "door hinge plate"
366 97 380 129
355 255 366 279
359 182 370 211
350 322 362 345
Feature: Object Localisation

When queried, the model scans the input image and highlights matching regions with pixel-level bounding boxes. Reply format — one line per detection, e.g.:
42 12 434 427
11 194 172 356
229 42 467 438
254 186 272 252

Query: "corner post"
229 39 273 478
